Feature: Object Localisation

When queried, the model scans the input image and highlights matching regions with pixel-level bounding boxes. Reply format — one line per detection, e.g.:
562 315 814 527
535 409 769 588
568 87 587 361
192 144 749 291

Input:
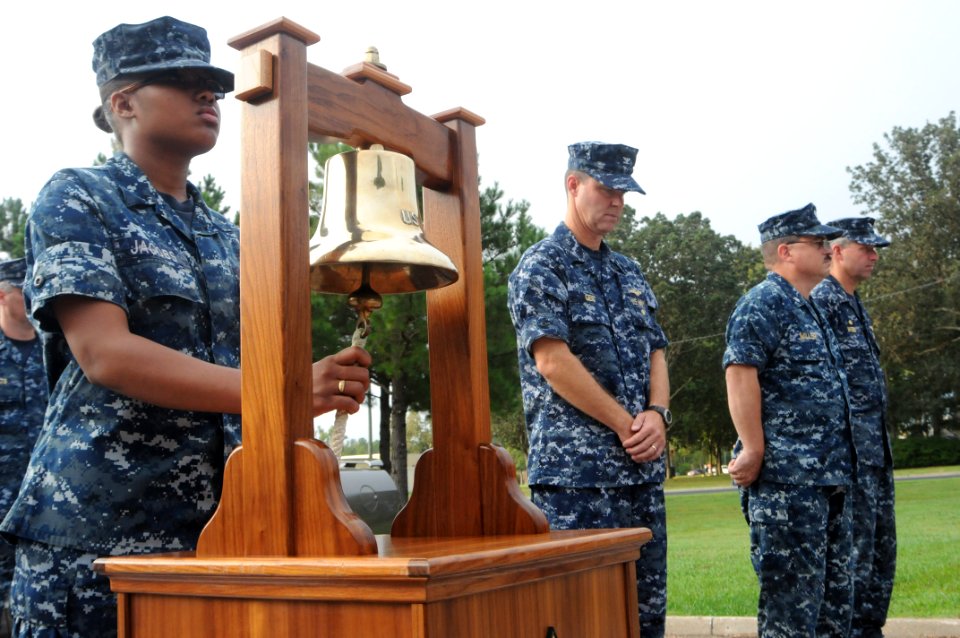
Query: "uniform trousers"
10 539 115 638
851 464 896 638
744 481 853 638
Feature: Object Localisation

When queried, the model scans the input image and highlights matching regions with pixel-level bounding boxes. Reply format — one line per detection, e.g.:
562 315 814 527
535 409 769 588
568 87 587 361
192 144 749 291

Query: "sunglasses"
786 237 830 250
119 71 226 101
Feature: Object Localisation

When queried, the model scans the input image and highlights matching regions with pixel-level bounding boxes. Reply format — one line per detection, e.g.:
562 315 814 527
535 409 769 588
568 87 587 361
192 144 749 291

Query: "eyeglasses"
118 71 226 101
786 238 830 250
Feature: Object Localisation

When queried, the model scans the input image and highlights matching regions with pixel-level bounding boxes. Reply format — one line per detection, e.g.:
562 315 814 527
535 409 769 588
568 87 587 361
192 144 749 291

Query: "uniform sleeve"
643 284 669 351
24 173 127 334
507 247 569 355
722 294 777 372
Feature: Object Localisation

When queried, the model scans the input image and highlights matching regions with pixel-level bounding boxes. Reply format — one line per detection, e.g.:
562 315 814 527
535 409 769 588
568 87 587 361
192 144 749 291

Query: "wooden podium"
95 18 650 637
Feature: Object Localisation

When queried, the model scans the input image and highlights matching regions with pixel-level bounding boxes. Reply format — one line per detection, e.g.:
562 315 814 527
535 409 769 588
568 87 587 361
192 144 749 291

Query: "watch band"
648 404 672 425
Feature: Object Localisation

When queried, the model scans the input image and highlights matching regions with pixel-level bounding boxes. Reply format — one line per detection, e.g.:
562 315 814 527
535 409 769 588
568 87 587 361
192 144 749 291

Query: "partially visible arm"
54 295 369 416
647 348 670 409
725 363 764 487
531 337 665 463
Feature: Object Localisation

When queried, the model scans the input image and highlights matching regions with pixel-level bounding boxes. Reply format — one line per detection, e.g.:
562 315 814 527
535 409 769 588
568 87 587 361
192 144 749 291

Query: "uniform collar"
767 271 814 308
105 153 164 209
823 274 859 300
552 223 622 271
105 153 218 235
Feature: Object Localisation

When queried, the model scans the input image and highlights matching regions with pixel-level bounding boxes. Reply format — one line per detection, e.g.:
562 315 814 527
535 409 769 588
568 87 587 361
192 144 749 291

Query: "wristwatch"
648 405 672 425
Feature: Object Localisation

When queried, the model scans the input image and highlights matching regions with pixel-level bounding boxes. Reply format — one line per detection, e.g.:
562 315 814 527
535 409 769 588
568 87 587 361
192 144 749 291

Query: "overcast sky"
3 1 957 438
5 1 958 247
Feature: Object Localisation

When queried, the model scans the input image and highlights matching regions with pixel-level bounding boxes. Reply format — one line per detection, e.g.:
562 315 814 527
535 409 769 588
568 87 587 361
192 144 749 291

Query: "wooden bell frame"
96 18 649 637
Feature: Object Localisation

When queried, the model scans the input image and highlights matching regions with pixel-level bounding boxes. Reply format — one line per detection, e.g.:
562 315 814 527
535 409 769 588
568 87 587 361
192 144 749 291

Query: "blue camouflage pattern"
509 222 668 636
723 272 854 485
92 16 233 90
812 275 891 467
724 272 855 636
758 203 842 243
0 331 47 623
533 484 666 638
744 482 853 637
0 258 27 284
508 223 669 487
10 539 111 638
812 274 896 636
0 152 241 560
567 142 646 193
848 465 897 638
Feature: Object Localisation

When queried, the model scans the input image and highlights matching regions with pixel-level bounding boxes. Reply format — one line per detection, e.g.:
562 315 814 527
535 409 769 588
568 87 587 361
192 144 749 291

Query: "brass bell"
309 145 459 296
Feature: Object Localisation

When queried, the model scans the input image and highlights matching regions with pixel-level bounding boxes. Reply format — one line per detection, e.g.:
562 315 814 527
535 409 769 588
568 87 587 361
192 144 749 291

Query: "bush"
892 436 960 468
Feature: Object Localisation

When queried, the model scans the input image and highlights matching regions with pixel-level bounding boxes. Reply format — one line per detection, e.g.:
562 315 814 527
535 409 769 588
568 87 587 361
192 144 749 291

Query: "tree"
406 411 432 454
0 197 28 258
479 182 545 461
365 291 432 497
197 174 231 217
847 112 960 437
607 209 759 475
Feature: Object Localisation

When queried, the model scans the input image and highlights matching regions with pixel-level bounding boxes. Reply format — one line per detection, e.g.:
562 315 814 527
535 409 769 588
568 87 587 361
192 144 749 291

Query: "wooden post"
391 111 547 536
196 18 376 558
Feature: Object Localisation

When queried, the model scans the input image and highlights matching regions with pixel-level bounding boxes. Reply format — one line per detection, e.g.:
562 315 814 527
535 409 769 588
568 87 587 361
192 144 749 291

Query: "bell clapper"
329 268 383 458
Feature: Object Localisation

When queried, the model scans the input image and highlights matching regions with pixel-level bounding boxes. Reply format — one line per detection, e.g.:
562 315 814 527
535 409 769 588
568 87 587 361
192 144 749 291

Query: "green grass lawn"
884 477 960 617
665 472 960 617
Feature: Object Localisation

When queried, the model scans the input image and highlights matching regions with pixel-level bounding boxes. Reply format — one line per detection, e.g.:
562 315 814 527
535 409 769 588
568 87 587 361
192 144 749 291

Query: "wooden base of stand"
96 529 649 638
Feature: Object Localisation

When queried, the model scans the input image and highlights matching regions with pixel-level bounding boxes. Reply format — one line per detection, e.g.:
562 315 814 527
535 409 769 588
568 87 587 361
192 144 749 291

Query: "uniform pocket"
122 257 203 306
747 483 791 525
567 291 618 387
625 292 658 331
784 331 827 363
569 291 609 326
0 377 19 406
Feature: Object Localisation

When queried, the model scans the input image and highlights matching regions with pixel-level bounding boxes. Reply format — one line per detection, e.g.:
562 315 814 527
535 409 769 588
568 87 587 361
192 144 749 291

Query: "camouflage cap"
758 203 843 243
92 16 233 88
91 16 234 132
825 217 891 247
0 257 27 286
568 142 646 194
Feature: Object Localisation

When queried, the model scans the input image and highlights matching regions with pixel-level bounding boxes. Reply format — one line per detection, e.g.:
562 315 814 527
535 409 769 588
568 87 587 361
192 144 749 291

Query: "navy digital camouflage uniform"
723 205 856 638
812 217 896 638
0 152 240 637
509 182 669 638
0 16 238 637
0 259 48 634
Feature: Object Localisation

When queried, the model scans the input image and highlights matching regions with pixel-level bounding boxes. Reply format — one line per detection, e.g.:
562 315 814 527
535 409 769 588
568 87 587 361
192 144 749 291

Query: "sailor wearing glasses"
723 204 857 637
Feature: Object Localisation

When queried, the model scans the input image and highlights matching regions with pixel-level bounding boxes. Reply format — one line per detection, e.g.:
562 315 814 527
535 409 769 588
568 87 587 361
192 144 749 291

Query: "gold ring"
651 444 657 452
338 379 346 394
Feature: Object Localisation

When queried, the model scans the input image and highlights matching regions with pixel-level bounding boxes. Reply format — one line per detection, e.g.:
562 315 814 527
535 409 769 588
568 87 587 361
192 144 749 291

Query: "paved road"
666 615 960 637
666 471 960 496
